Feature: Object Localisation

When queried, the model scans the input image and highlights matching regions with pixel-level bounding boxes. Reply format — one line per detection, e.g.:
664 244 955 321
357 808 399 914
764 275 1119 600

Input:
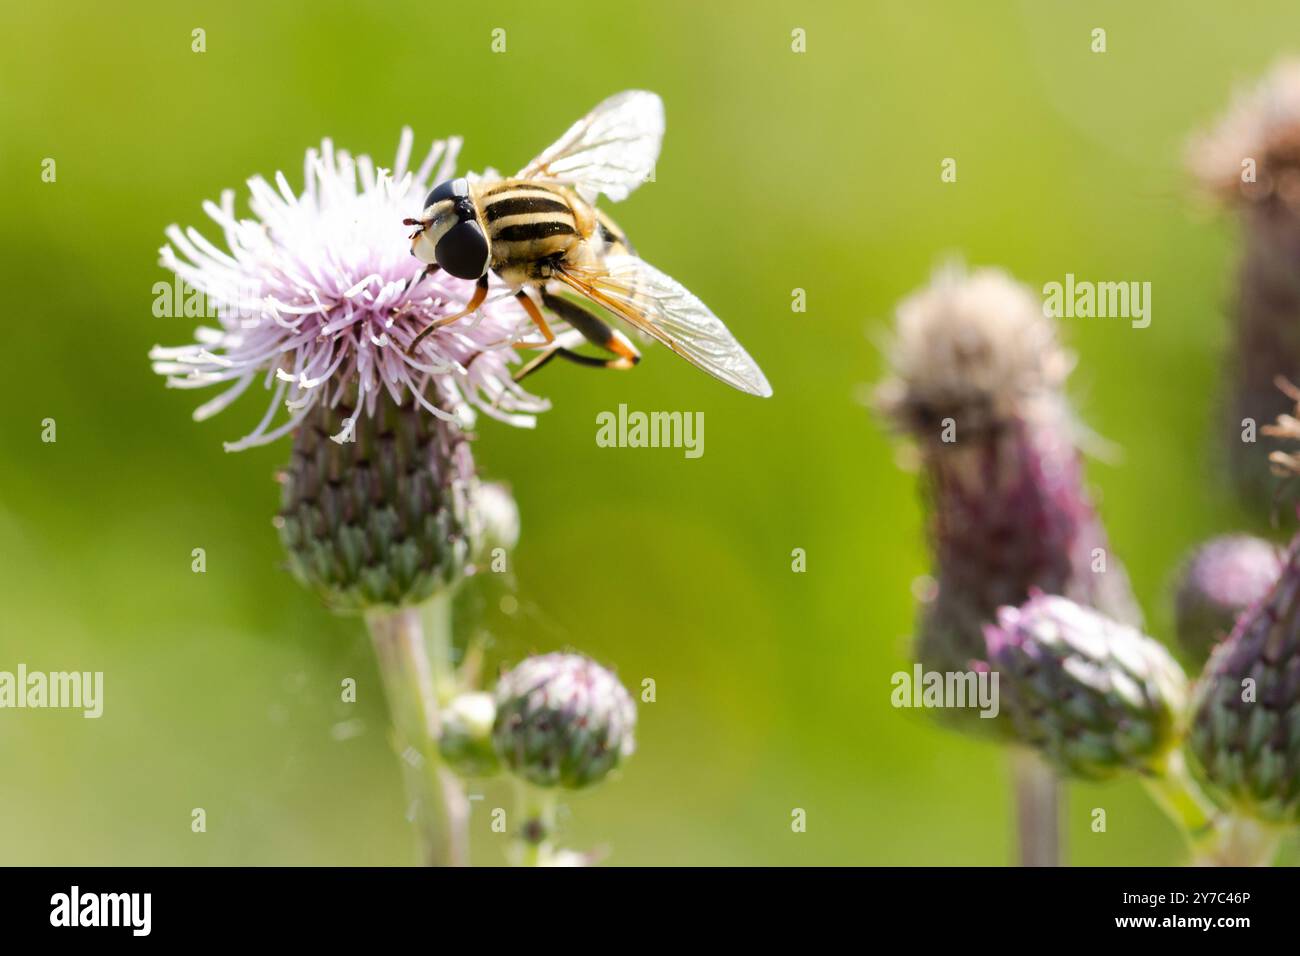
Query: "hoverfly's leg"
512 347 565 383
511 290 642 384
405 275 490 356
511 289 557 347
539 290 640 370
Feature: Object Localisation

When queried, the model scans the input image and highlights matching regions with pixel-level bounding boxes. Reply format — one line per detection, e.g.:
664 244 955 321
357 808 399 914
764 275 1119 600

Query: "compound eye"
423 177 470 211
435 219 490 280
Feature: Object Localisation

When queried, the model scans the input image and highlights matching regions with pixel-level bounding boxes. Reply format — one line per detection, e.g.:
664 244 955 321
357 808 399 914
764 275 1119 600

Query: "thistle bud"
438 691 500 777
1188 543 1300 824
276 394 475 613
1173 534 1282 665
467 481 520 574
1189 61 1300 503
492 653 636 789
986 594 1187 780
877 266 1140 682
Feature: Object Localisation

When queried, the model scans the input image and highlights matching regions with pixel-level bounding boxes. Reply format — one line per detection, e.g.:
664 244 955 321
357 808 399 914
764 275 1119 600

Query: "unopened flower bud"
492 653 636 789
468 481 520 573
1188 544 1300 824
986 594 1187 780
1173 534 1282 664
438 691 500 777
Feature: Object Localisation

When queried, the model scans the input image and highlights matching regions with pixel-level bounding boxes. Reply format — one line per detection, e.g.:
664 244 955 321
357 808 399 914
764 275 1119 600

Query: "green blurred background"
2 0 1298 865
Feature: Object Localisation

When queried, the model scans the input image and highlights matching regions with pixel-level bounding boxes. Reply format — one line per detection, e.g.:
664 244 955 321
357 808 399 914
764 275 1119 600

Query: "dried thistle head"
876 264 1073 442
1189 59 1300 208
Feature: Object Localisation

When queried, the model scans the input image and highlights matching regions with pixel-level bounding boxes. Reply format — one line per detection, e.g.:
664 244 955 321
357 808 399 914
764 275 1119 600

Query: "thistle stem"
512 781 559 867
1011 749 1061 866
1189 817 1282 867
1142 750 1215 839
366 601 469 867
422 589 457 702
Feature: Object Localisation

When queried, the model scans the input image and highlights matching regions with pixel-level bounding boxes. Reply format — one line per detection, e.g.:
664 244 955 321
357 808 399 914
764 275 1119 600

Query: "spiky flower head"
1188 543 1300 824
876 265 1139 683
876 264 1073 440
276 391 479 613
1189 59 1300 206
1174 534 1282 664
438 691 500 778
492 653 636 789
985 593 1187 780
1189 393 1300 823
1189 65 1300 503
150 130 547 451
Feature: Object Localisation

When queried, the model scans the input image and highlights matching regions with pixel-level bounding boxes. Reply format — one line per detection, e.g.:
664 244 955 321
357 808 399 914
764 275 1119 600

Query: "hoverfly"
403 90 772 397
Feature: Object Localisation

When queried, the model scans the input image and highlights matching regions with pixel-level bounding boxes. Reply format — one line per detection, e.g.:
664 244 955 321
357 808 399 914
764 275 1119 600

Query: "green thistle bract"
1188 544 1300 824
276 394 475 613
492 653 636 789
986 594 1187 780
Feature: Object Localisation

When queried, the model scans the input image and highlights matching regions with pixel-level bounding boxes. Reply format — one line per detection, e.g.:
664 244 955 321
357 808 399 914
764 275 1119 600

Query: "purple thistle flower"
877 265 1140 681
1189 61 1300 502
150 129 548 451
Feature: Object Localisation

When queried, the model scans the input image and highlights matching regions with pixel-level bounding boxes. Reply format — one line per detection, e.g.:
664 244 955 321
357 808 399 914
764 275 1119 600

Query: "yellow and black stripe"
479 181 579 268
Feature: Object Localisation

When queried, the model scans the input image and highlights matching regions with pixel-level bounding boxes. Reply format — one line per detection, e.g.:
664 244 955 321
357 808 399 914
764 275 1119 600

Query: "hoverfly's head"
405 177 490 280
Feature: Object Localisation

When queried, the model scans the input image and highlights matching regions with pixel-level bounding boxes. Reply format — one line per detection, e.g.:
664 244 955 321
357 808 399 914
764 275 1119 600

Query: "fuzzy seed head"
1189 60 1300 206
877 264 1073 440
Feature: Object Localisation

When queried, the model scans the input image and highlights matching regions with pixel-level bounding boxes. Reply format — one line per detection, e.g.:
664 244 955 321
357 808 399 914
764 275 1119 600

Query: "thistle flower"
492 653 636 790
1173 534 1282 665
986 594 1187 780
276 391 477 613
1187 393 1300 825
150 130 547 451
1188 542 1300 824
1189 61 1300 501
877 265 1140 681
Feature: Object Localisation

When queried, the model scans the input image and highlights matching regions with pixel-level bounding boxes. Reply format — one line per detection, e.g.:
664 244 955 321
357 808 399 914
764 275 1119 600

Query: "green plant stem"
421 589 456 703
1142 750 1215 838
512 781 559 867
1143 750 1280 866
1190 817 1282 867
366 601 469 866
1011 749 1061 866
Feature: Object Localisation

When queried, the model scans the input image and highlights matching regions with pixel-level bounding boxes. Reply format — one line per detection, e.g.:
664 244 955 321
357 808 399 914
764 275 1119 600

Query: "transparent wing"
554 255 773 397
516 91 664 204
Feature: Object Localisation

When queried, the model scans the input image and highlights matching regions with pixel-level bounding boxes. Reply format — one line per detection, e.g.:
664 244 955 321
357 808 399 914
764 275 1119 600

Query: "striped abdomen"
476 180 583 280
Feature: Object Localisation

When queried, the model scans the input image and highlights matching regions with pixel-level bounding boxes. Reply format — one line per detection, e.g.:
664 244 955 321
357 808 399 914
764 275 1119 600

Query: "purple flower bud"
1174 534 1282 664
